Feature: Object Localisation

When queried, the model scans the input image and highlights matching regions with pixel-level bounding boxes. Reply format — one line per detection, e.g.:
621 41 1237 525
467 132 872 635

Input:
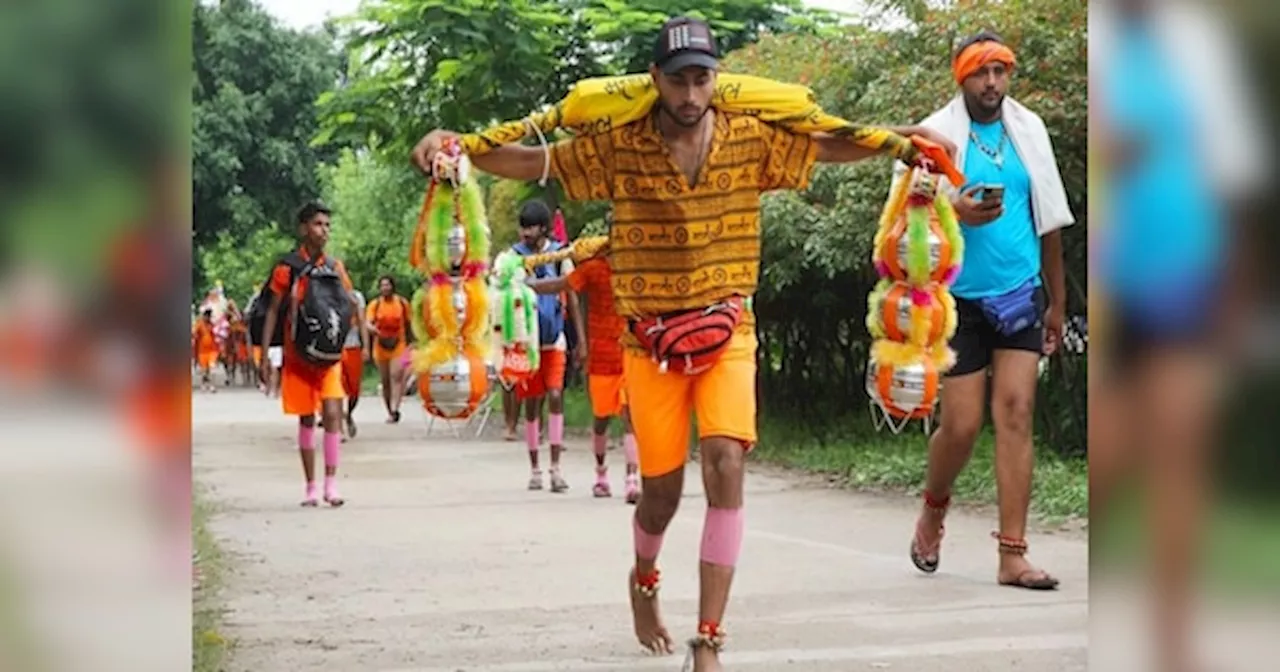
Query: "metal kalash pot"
422 279 485 417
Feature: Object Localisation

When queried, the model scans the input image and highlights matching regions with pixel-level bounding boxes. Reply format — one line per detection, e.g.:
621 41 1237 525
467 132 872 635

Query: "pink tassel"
874 260 890 278
911 288 932 307
942 265 960 285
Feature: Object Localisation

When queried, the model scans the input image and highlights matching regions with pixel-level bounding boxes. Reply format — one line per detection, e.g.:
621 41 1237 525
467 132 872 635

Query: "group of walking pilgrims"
200 18 1076 671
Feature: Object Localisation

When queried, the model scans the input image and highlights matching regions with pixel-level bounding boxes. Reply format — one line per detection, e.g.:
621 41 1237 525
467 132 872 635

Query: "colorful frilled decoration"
489 251 540 387
406 138 493 420
488 235 610 388
866 166 965 431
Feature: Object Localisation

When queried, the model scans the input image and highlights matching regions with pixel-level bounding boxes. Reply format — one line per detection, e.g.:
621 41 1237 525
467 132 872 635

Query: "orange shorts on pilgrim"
373 340 406 364
341 347 364 399
588 373 627 418
281 362 345 416
624 330 757 478
517 349 567 400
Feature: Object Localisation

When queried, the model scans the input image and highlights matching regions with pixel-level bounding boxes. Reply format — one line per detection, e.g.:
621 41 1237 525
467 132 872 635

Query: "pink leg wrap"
700 507 745 567
623 433 638 467
525 419 540 453
298 425 315 452
548 413 564 446
633 515 665 561
323 431 341 469
592 432 608 457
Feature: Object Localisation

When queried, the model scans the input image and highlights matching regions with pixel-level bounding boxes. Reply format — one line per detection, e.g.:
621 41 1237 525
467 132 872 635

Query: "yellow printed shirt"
550 110 819 326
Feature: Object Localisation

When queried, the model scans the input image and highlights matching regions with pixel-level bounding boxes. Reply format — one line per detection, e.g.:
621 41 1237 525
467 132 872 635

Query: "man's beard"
660 100 708 128
967 91 1004 119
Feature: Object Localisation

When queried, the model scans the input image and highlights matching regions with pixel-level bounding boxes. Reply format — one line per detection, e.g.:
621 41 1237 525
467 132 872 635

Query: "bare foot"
997 553 1059 590
689 646 723 671
628 569 673 654
910 505 946 573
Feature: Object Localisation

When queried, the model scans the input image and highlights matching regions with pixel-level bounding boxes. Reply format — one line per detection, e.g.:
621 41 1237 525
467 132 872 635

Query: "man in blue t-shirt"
895 30 1076 592
510 200 584 494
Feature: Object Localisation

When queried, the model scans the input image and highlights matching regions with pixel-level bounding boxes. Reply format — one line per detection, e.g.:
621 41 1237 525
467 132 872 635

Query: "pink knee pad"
592 432 608 457
323 431 341 468
623 433 638 466
633 516 665 561
548 413 564 446
700 507 744 567
298 425 316 452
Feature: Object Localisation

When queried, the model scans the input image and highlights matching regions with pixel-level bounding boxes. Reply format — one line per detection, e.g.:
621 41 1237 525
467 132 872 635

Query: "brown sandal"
910 491 950 573
993 532 1060 590
682 620 726 671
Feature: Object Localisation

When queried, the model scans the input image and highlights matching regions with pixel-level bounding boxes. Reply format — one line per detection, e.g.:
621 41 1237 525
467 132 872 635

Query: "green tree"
319 148 423 296
582 0 839 74
199 226 297 306
314 0 838 156
192 0 342 288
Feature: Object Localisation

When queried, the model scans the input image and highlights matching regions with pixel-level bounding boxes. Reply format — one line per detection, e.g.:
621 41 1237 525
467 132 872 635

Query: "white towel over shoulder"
894 95 1075 238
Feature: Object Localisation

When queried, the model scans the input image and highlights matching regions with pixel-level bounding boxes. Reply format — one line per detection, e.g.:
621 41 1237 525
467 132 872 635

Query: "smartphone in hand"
978 184 1005 203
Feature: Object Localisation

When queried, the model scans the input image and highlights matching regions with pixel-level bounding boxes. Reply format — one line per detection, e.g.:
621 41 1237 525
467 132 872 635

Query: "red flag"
551 208 568 244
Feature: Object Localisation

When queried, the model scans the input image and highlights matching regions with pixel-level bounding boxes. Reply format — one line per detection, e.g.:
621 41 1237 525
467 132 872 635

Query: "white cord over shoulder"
524 117 551 187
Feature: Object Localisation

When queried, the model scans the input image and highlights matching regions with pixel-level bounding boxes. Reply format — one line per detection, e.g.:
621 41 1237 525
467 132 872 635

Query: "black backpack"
246 257 297 348
248 253 353 366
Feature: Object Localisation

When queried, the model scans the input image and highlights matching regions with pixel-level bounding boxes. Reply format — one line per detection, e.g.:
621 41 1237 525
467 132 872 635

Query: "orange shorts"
341 347 363 398
624 330 757 478
281 361 345 416
517 348 567 400
373 339 405 364
252 345 262 366
197 351 218 370
588 373 627 418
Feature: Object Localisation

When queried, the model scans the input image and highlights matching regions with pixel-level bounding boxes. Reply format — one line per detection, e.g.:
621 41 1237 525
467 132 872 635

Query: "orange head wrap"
952 41 1016 85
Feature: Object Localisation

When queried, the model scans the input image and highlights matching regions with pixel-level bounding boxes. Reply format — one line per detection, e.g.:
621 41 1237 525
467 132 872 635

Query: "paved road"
195 388 1087 671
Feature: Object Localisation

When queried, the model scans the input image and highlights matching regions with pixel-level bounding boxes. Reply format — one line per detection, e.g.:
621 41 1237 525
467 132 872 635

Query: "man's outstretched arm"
814 126 956 164
413 128 614 202
411 130 549 182
526 276 569 296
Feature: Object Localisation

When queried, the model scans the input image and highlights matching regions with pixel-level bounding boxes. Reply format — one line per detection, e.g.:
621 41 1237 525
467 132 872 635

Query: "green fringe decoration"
934 190 963 267
501 280 517 344
492 253 523 343
520 284 540 371
426 186 454 273
905 204 930 285
865 278 892 339
459 181 490 264
490 251 541 371
410 287 429 350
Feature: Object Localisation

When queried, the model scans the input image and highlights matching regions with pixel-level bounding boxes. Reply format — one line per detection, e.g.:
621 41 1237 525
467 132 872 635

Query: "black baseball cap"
653 16 719 74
